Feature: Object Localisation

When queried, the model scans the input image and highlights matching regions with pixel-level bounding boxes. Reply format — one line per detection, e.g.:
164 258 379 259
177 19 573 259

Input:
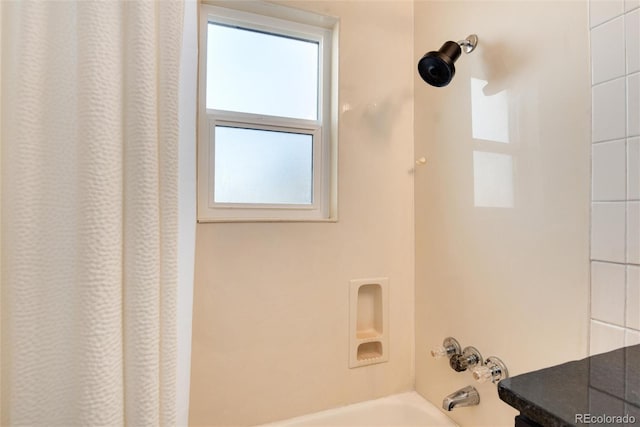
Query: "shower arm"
457 34 478 54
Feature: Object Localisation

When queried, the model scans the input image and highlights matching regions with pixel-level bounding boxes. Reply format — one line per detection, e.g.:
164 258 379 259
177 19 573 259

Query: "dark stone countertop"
498 345 640 427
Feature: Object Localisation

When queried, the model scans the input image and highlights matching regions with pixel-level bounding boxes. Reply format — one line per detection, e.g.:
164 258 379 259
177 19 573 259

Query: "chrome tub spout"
442 386 480 411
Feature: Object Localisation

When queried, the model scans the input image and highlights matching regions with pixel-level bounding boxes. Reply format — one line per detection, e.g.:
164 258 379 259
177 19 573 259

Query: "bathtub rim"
255 391 459 427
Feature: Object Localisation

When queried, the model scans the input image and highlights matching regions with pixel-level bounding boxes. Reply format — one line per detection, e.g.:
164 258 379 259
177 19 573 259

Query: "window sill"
197 217 338 224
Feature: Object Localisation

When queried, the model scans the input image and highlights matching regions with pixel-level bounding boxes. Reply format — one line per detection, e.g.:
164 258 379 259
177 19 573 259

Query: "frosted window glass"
207 23 319 120
214 126 313 204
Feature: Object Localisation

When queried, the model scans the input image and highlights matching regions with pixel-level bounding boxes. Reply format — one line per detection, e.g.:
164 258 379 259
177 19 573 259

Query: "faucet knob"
431 346 449 358
449 346 483 372
430 337 461 359
472 356 509 384
471 365 493 383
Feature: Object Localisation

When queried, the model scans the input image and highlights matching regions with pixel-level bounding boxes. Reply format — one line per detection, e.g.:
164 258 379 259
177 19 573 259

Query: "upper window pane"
206 23 319 120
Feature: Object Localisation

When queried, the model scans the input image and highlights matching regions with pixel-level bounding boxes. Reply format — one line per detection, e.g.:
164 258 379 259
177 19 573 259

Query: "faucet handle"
450 346 483 372
430 337 461 359
472 356 508 384
431 346 449 358
472 365 493 383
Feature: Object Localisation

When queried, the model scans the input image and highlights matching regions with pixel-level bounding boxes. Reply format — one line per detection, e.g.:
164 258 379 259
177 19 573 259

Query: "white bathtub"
258 392 458 427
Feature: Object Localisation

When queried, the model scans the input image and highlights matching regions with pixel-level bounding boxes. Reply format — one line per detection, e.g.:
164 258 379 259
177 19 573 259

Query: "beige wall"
191 1 593 425
189 1 415 426
413 1 591 426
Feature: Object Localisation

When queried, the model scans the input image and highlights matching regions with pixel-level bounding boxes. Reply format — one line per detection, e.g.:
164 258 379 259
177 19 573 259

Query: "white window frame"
198 3 338 222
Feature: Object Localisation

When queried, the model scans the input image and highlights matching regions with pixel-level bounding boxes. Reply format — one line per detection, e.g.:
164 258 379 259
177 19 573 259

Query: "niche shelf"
349 278 389 368
357 342 383 361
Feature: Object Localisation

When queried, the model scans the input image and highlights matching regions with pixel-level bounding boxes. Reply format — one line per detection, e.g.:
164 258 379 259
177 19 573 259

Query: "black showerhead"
417 35 478 87
418 41 461 87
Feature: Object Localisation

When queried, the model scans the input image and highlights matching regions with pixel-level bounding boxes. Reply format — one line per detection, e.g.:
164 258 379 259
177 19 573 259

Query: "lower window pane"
214 126 313 205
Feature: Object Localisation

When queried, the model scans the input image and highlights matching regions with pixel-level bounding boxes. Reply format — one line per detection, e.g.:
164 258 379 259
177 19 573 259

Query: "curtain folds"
1 1 185 425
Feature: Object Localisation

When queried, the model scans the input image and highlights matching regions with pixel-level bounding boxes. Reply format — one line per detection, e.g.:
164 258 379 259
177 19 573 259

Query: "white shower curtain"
0 1 192 425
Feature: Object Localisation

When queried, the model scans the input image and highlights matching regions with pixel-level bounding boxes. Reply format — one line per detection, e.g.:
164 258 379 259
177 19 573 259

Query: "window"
198 4 338 222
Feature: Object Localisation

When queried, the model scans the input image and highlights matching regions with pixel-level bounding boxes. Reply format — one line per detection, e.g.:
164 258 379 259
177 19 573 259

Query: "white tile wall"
591 202 626 262
591 17 626 84
590 0 640 353
593 140 627 200
628 202 640 263
626 0 640 11
590 320 626 354
592 78 627 142
591 262 626 325
629 137 640 199
627 9 640 72
627 329 640 346
629 73 640 136
591 0 625 27
628 265 640 330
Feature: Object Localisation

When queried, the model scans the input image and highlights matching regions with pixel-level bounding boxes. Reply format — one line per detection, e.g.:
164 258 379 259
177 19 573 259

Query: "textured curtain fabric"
1 1 185 425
